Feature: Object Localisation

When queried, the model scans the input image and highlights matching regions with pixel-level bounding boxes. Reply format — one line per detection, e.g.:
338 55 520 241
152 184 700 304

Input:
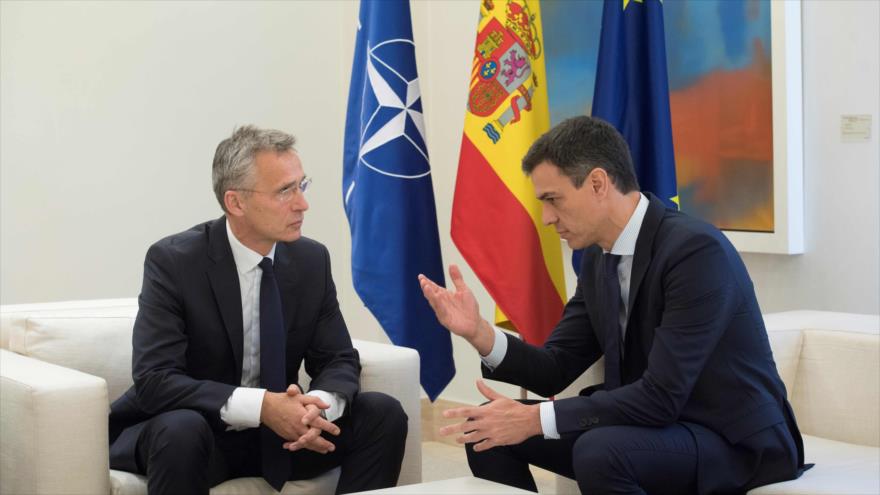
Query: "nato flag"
342 0 454 401
573 0 678 273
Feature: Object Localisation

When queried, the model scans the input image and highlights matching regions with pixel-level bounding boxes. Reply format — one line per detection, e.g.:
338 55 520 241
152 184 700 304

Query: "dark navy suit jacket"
485 193 805 493
109 217 360 472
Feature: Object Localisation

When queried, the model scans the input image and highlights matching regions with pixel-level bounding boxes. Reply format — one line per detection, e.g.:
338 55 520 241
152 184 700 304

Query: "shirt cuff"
306 390 346 422
480 327 508 371
220 387 266 430
539 401 561 439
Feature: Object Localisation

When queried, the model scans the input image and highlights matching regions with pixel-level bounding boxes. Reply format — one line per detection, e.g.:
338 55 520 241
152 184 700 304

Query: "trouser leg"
572 423 698 495
134 409 216 495
466 433 579 492
464 399 698 495
464 399 576 492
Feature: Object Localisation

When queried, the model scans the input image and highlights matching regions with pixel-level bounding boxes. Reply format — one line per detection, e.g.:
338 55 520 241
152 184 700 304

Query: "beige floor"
420 399 558 493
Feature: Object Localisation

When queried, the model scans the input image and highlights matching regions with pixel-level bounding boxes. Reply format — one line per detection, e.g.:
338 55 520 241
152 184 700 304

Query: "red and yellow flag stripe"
452 0 565 345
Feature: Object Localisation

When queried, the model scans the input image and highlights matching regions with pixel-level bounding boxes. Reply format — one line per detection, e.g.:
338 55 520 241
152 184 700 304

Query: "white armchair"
0 298 421 495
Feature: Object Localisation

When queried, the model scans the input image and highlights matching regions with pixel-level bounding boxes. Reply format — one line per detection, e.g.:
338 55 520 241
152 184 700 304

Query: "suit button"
578 418 589 428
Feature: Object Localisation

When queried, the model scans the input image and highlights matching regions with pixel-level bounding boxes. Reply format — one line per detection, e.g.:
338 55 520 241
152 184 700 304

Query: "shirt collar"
225 218 276 275
609 193 648 256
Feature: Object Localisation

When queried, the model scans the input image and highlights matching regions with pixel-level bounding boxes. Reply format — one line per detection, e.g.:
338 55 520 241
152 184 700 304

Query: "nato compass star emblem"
356 38 430 180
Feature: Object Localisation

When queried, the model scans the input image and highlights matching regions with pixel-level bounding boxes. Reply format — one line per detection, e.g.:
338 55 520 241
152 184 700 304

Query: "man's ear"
588 168 610 196
224 190 245 217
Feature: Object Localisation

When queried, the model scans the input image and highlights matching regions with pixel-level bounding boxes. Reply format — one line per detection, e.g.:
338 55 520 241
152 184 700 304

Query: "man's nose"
292 193 309 212
541 205 557 226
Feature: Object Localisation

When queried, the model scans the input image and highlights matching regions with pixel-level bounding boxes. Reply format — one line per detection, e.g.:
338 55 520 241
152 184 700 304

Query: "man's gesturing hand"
418 264 495 355
438 380 543 452
261 385 340 454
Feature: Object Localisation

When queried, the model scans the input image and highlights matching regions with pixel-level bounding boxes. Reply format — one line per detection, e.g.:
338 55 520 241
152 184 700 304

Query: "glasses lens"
300 177 312 193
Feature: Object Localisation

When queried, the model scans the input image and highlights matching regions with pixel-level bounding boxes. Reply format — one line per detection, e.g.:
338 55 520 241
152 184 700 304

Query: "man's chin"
565 238 586 250
281 228 302 243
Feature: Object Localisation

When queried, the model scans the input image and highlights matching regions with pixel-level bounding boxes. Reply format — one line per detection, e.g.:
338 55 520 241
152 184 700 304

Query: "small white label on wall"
841 114 872 142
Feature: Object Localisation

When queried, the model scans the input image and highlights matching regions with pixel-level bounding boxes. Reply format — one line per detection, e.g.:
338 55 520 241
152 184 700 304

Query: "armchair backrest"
764 311 879 447
0 298 389 405
1 298 138 402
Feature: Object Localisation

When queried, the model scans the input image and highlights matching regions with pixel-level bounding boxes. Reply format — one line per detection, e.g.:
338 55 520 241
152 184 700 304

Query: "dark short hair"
521 116 639 193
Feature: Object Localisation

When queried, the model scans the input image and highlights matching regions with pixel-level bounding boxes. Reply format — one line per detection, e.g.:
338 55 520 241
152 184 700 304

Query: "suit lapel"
627 193 666 325
617 194 665 381
206 217 244 383
273 242 299 329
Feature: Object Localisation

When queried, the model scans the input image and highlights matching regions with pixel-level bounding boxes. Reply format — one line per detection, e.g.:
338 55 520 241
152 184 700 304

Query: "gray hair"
212 125 297 212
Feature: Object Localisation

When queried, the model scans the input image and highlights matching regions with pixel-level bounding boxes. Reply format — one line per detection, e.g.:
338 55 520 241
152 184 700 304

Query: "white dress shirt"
482 193 649 439
219 220 346 429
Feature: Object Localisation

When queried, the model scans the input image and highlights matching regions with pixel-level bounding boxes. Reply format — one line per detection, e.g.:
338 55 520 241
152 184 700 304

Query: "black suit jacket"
485 193 804 493
109 217 360 472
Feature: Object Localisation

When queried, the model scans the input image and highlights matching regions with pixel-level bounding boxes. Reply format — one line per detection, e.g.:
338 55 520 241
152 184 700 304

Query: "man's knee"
464 440 498 470
465 440 496 477
571 427 626 491
136 410 214 493
353 392 408 438
141 409 214 466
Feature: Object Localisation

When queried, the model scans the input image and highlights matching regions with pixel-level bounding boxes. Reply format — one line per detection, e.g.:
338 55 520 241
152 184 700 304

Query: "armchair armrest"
1 349 110 494
351 339 422 486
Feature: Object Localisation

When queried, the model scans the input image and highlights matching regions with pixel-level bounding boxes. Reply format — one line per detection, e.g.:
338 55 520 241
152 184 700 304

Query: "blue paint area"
663 0 771 89
543 0 601 125
543 0 771 120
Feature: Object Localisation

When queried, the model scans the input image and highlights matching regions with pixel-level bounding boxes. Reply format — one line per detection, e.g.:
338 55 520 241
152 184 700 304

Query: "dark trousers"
466 418 699 494
124 391 407 495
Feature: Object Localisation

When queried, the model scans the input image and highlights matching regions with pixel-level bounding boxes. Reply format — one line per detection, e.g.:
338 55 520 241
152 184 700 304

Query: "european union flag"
573 0 679 272
342 0 454 401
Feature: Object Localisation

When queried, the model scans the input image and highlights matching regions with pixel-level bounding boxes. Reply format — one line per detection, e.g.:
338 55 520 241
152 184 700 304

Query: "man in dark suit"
109 126 407 494
419 116 807 494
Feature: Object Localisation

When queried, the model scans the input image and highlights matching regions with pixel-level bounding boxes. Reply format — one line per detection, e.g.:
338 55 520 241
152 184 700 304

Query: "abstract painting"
544 0 779 234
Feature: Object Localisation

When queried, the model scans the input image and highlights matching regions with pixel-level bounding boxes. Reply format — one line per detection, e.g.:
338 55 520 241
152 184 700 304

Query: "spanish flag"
451 0 565 345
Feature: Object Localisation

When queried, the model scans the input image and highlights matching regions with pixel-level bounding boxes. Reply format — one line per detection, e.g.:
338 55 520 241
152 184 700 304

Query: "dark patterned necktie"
258 257 288 491
603 254 623 390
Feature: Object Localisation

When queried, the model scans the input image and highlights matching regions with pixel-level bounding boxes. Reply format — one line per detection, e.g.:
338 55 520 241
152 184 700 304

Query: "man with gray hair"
108 125 407 494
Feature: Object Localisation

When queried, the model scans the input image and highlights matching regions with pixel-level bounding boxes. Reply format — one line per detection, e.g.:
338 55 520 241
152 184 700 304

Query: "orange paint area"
670 41 775 232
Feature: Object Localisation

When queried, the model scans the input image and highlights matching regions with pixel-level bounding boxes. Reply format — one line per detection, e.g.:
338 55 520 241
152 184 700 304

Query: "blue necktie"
603 254 623 390
258 257 289 491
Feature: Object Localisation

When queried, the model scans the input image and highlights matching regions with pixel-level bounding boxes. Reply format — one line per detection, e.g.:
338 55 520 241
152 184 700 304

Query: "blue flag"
342 0 454 401
573 0 679 272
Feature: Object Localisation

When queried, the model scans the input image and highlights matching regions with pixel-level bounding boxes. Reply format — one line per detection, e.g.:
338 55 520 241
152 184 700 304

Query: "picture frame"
723 0 804 254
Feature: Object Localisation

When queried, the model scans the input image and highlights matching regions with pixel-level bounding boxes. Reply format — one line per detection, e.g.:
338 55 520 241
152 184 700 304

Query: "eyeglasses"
235 176 312 203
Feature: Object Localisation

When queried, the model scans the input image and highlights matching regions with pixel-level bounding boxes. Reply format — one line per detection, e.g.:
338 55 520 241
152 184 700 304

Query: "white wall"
1 0 353 304
2 0 878 405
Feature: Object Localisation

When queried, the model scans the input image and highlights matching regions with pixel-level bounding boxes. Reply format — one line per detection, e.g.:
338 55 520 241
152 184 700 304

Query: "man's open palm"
419 264 481 340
